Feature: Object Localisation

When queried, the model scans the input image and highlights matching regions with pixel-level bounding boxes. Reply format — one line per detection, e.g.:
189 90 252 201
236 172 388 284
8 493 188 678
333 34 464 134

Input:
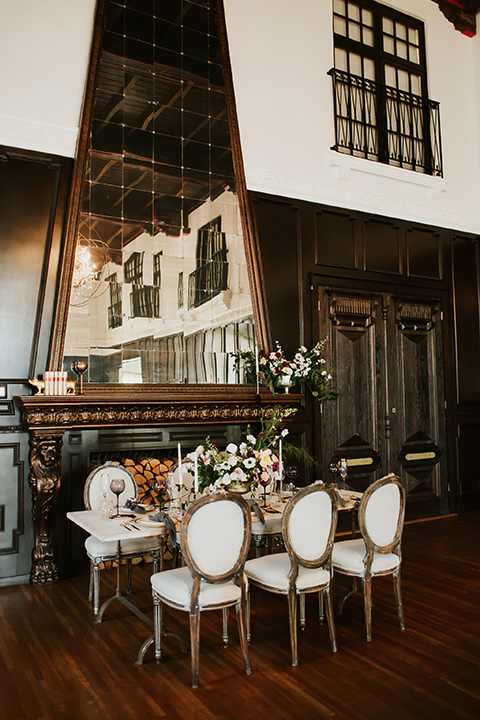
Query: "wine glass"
71 360 88 395
259 474 271 507
329 461 340 487
339 458 348 490
99 472 111 516
110 476 126 518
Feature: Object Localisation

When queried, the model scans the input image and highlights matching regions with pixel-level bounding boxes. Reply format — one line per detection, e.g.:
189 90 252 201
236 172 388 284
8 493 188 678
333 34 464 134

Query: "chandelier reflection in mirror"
62 0 255 385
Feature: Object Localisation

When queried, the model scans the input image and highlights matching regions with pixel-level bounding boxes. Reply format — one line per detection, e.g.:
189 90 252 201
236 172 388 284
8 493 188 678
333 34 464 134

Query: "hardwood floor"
0 512 479 720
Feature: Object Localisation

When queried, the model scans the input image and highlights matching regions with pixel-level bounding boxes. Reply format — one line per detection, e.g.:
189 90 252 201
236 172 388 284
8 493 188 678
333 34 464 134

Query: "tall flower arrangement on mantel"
233 339 337 403
183 406 297 495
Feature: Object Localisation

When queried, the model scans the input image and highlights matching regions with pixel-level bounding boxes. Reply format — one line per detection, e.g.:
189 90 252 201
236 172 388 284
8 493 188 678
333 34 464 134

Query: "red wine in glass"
259 476 270 507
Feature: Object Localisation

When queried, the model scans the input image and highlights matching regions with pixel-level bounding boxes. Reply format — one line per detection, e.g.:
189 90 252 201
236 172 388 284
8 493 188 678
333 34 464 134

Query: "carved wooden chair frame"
336 474 406 641
152 491 252 688
83 461 162 617
246 483 338 666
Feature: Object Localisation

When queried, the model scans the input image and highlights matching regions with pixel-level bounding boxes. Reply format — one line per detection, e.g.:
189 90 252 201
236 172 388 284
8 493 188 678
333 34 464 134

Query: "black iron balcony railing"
328 69 442 177
130 285 160 318
188 248 228 309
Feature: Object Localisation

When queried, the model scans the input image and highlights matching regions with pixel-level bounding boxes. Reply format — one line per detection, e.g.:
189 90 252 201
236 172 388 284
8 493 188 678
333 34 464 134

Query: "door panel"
316 284 448 515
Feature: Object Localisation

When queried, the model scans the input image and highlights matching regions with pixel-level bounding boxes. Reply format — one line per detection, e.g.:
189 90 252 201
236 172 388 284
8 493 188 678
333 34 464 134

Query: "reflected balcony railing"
130 285 160 318
188 249 228 309
108 301 123 329
328 68 442 177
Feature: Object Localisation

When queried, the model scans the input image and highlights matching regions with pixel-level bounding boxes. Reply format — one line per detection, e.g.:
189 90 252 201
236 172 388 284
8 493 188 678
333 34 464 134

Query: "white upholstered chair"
84 462 163 618
244 484 338 666
332 474 406 641
150 491 252 688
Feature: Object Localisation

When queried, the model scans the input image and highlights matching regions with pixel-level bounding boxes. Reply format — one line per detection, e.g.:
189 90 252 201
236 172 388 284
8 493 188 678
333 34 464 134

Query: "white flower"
320 358 326 364
226 442 237 454
243 456 256 469
246 434 256 444
228 455 238 467
281 428 289 437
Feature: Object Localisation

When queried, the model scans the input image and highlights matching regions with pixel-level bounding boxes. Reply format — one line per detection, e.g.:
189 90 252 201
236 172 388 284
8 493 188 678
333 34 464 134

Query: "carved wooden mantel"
19 386 301 584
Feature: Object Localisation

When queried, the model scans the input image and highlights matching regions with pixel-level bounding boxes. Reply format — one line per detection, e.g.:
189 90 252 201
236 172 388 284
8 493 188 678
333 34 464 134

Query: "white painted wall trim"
0 115 78 158
246 164 480 235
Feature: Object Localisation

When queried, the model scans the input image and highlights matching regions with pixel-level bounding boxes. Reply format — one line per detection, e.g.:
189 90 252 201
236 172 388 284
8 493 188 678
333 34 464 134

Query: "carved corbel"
28 429 65 583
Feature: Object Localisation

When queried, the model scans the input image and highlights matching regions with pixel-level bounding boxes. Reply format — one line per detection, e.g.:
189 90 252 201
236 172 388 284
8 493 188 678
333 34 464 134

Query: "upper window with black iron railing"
330 0 442 177
188 217 228 309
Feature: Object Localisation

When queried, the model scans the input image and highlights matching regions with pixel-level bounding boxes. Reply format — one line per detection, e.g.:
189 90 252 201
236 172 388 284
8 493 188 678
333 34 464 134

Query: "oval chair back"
282 483 338 576
84 461 138 511
358 474 406 559
180 492 252 584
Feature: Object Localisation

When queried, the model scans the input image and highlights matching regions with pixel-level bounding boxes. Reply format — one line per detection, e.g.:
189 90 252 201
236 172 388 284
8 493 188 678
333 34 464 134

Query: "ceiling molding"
431 0 479 37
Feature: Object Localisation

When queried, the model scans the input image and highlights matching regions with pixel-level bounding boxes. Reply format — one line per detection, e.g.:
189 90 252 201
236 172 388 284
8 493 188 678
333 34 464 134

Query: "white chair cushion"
332 538 400 576
251 516 282 536
151 566 243 610
364 482 401 548
85 534 160 559
187 500 245 577
244 553 330 593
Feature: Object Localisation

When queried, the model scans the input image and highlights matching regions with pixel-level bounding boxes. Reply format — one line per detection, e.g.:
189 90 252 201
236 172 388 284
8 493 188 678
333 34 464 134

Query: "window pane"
364 57 375 81
383 17 394 35
410 74 421 95
385 65 396 87
362 8 373 26
349 22 361 42
397 40 407 60
335 47 348 71
349 52 362 76
397 69 409 91
409 45 420 64
384 35 395 54
396 23 407 41
334 16 347 36
334 0 346 16
409 27 419 45
363 28 374 46
348 3 360 22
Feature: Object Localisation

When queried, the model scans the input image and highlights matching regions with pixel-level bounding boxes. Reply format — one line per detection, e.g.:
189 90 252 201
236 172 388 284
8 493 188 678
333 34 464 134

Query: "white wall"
0 0 96 157
224 0 480 234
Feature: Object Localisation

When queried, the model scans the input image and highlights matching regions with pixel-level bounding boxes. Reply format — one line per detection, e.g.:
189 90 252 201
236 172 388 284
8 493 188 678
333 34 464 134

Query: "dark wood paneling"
0 147 73 382
314 208 358 269
250 197 301 355
364 217 401 274
452 237 480 403
407 226 441 279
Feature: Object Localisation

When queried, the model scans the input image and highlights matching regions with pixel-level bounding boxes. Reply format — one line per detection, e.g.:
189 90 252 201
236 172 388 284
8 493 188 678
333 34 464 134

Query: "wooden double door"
315 281 449 517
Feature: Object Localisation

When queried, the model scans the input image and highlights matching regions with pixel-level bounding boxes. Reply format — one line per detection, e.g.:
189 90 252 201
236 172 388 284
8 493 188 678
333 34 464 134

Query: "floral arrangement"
233 339 337 402
183 406 296 494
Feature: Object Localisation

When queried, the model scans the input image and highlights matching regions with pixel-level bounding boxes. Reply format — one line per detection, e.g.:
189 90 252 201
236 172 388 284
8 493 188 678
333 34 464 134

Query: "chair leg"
172 543 179 568
362 576 373 642
126 558 132 594
236 601 252 676
246 588 251 643
189 607 201 688
323 586 338 652
393 568 405 630
337 577 358 615
88 563 94 601
152 548 161 575
299 593 306 630
92 560 101 619
153 593 163 662
318 590 324 624
222 607 229 647
287 589 298 667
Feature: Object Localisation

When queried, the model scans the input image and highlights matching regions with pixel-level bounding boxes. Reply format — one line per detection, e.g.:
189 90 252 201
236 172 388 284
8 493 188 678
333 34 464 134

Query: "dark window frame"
330 0 442 176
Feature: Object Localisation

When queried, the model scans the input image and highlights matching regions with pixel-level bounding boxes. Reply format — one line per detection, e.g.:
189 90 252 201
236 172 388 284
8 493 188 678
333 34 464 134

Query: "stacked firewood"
123 457 176 505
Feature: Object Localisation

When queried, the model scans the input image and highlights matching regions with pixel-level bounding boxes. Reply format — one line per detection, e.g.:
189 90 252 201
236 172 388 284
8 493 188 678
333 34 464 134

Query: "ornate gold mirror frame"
48 0 269 387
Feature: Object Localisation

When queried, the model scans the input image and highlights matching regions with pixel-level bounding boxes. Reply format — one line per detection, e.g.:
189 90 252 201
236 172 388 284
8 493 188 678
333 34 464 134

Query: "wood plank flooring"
0 512 479 720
